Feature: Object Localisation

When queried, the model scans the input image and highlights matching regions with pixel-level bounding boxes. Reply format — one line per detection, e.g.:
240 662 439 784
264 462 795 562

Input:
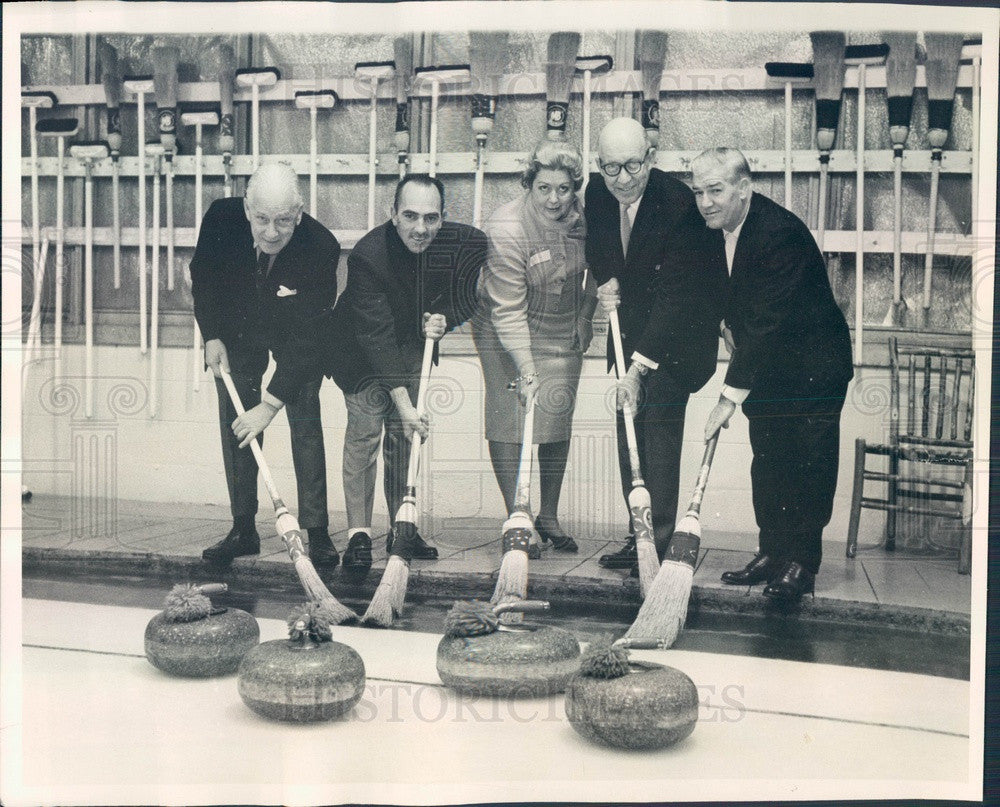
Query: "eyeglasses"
598 154 649 177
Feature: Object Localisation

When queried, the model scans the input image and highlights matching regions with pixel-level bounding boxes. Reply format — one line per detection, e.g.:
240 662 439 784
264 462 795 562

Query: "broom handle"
219 368 284 509
685 435 719 519
892 153 902 312
922 160 940 326
854 63 866 365
404 336 436 490
608 308 644 486
512 390 536 513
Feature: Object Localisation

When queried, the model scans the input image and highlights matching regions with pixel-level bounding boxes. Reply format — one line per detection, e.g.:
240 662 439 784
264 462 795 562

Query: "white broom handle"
54 137 65 379
429 80 440 178
854 63 866 365
608 307 643 484
513 391 536 510
150 159 160 417
166 162 175 290
367 81 378 230
404 336 436 490
892 154 902 308
26 232 49 364
219 368 282 506
971 55 980 229
192 126 204 392
84 166 94 418
112 159 121 288
473 140 485 229
687 434 719 517
29 108 40 280
784 81 793 208
137 95 148 355
922 161 940 323
817 164 828 254
309 106 318 219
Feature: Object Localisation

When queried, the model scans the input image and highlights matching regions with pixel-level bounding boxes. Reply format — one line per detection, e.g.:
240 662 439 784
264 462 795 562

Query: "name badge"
528 249 552 267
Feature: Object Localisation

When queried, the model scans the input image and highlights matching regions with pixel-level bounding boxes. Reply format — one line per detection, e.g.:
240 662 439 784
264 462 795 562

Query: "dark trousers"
214 363 328 531
615 367 689 552
743 379 848 574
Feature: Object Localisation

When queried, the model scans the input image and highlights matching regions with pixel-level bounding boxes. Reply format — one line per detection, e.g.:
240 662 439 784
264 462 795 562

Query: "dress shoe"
599 535 636 569
386 528 439 560
763 561 815 601
534 517 578 553
720 553 779 586
307 528 340 571
341 531 373 574
202 525 260 564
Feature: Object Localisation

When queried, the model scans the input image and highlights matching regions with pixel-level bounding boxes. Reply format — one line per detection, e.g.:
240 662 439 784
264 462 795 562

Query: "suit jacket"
585 168 727 393
190 197 340 403
725 192 854 393
325 220 488 393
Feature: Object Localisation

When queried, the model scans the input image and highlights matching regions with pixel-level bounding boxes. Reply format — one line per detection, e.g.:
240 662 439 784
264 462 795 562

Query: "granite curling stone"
565 639 699 750
237 602 366 722
144 583 259 677
436 600 581 697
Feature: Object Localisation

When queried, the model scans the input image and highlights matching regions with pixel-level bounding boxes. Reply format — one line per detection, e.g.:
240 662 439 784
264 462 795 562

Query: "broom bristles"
393 36 413 99
546 31 581 101
470 31 509 96
809 31 847 100
924 33 964 101
636 538 660 599
638 30 669 98
292 557 358 624
884 32 917 96
362 555 409 627
491 549 528 604
624 560 693 648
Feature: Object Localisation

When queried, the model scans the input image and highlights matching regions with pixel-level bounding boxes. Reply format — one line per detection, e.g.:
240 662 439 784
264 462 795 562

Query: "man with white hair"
191 162 341 569
692 147 853 601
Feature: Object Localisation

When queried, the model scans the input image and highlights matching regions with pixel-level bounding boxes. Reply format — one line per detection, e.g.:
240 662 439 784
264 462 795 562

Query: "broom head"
491 509 533 619
624 559 693 648
924 33 964 148
627 486 659 597
884 32 918 148
469 32 509 136
810 31 846 152
362 555 409 627
638 31 669 144
545 32 581 138
663 514 702 570
390 499 419 561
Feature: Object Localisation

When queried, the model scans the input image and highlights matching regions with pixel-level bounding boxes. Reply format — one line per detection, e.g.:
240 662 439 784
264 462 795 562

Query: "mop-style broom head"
362 495 418 627
884 32 918 150
545 31 581 139
627 485 660 598
638 30 669 146
469 31 510 138
924 33 964 149
491 510 532 622
809 31 846 154
275 509 357 625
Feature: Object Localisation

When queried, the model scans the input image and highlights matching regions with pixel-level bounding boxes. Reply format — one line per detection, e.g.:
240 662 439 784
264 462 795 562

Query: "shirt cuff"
721 385 750 405
630 352 659 371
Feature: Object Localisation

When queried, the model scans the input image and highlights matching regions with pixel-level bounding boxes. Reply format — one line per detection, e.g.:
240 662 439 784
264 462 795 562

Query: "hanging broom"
607 309 659 596
809 31 846 253
545 32 581 140
638 31 669 147
490 385 537 624
882 32 918 327
921 32 964 330
469 31 509 228
219 369 356 624
362 337 435 627
624 434 719 648
393 35 414 178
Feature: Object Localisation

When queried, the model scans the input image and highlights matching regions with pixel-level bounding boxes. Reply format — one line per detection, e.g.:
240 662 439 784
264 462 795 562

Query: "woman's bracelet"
513 372 538 384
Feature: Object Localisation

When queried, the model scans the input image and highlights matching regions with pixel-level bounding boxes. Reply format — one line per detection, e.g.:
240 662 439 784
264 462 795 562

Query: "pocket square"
276 285 298 297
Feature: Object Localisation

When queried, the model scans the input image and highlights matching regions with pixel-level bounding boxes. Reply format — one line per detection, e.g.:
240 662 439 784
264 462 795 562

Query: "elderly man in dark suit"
693 147 853 601
329 175 487 573
585 117 727 575
191 162 340 568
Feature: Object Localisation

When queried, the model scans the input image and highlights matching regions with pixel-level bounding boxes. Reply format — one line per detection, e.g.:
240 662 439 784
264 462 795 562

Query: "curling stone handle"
614 637 668 651
493 599 550 615
197 583 228 596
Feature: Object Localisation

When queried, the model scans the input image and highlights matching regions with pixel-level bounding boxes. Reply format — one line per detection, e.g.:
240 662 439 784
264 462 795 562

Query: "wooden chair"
846 337 974 573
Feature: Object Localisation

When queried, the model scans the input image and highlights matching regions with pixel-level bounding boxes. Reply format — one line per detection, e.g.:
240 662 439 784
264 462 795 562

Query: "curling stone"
144 583 259 677
436 600 580 697
238 603 366 722
565 639 698 750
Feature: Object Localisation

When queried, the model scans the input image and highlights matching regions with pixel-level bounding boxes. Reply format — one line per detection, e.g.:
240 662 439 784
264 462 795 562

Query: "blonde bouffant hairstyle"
520 139 585 191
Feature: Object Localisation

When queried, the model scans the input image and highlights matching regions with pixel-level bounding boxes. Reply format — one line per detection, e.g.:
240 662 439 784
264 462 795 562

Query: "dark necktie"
255 249 270 293
620 203 632 259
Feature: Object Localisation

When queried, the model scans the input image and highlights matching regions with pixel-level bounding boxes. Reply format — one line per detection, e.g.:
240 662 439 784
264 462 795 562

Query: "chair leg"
958 460 972 574
886 448 898 552
846 438 866 558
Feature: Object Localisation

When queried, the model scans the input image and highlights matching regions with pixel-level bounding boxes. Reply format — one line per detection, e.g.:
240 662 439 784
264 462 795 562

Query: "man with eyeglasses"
321 175 487 573
191 162 340 569
585 117 727 577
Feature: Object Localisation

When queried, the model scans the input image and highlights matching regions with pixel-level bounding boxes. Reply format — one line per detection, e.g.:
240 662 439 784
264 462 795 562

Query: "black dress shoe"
599 535 636 569
308 529 340 571
386 529 439 560
720 553 779 586
763 561 815 601
342 531 373 574
534 518 578 553
202 525 260 564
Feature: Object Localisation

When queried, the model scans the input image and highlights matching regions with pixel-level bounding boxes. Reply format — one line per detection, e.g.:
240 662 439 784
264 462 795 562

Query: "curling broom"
545 32 580 140
362 337 435 627
809 31 846 254
469 31 509 228
624 434 719 648
638 31 668 147
220 368 356 624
